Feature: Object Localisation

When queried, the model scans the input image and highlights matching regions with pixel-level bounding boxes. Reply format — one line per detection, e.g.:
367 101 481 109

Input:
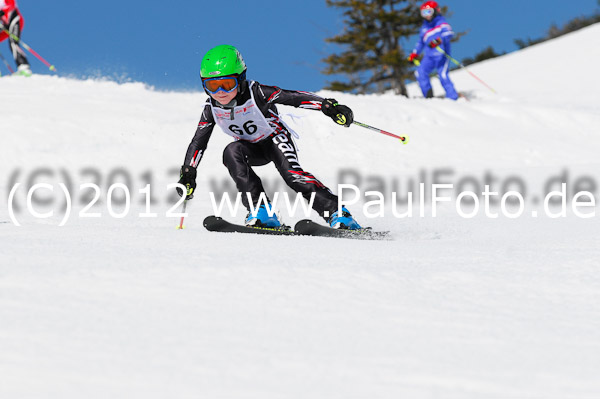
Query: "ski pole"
2 29 56 72
352 121 409 144
434 46 496 94
176 200 188 230
0 50 14 74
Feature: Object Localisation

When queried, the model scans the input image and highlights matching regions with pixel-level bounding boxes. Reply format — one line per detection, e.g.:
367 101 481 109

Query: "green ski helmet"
200 44 247 83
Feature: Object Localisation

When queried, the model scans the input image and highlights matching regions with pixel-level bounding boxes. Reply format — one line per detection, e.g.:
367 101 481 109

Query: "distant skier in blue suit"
408 1 458 100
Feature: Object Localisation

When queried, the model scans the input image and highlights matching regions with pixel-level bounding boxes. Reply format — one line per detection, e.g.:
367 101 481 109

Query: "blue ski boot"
245 204 281 228
328 207 361 230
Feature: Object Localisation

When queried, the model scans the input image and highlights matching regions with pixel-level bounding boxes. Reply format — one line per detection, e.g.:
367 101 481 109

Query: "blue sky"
8 0 599 92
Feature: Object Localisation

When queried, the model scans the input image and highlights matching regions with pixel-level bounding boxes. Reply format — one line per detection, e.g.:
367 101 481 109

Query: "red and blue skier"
0 0 30 76
408 1 458 100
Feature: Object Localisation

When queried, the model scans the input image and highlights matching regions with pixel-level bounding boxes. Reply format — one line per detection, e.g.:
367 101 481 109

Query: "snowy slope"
1 24 599 399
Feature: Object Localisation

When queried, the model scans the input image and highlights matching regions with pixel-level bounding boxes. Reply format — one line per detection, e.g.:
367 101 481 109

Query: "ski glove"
176 165 197 200
321 98 353 127
428 38 442 48
407 52 418 62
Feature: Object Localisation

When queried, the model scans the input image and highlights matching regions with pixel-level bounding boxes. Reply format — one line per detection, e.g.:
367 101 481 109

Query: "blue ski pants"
415 55 458 100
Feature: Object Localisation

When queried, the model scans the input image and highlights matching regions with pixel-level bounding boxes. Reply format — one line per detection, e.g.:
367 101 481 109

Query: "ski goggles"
202 76 239 94
420 7 435 18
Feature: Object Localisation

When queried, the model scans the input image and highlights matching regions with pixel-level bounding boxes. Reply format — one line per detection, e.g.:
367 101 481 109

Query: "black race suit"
183 80 339 218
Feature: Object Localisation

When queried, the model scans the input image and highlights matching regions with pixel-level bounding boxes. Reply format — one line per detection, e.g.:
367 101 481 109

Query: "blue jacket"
412 15 454 59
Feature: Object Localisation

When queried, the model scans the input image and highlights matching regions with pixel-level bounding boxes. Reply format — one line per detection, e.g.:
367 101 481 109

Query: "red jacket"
0 0 24 42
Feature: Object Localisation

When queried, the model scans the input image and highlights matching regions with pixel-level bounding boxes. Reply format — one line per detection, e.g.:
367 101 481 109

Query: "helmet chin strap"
221 99 238 120
224 99 238 108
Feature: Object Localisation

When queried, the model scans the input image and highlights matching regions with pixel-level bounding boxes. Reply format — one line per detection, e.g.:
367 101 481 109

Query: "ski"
203 216 297 236
203 216 391 240
294 219 391 240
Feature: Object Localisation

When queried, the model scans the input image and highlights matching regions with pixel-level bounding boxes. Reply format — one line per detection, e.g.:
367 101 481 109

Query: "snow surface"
1 24 600 399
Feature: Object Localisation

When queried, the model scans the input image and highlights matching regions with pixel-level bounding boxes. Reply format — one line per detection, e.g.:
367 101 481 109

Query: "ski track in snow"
1 24 600 399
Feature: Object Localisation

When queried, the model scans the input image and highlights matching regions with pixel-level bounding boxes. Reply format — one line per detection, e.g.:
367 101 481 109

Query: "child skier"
0 0 31 76
177 44 362 230
408 1 458 100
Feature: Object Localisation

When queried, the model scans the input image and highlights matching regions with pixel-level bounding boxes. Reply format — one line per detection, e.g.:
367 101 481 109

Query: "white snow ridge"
1 24 599 399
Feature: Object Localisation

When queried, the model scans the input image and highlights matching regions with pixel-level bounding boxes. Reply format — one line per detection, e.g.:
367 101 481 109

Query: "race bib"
211 83 274 143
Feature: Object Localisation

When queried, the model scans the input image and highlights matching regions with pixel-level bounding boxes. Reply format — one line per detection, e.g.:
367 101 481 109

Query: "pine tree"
322 0 422 96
